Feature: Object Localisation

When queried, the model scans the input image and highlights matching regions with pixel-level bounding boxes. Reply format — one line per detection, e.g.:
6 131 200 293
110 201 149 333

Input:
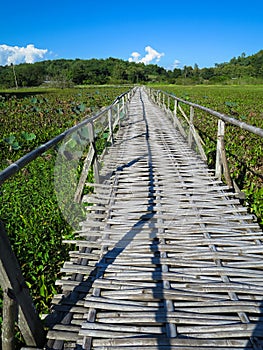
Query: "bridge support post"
188 106 194 148
122 96 128 118
88 122 100 184
215 120 233 188
173 100 187 138
0 222 46 349
2 290 17 350
167 96 170 112
215 119 224 180
117 103 121 129
108 107 114 145
157 91 161 106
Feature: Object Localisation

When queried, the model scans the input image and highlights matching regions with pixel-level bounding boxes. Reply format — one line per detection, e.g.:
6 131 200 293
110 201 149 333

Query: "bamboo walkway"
46 87 263 349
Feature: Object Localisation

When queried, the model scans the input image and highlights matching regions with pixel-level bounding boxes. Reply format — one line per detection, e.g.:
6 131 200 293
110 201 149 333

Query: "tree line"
0 50 262 88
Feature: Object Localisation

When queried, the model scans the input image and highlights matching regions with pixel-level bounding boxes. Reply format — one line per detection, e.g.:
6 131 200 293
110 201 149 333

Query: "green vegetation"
151 84 263 227
0 86 130 342
0 49 263 88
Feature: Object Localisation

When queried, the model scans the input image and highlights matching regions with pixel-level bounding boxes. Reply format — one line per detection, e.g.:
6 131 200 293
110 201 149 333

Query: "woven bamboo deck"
46 87 263 349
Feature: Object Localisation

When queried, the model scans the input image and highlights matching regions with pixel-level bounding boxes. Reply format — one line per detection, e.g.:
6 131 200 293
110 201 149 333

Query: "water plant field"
0 86 130 335
151 84 263 227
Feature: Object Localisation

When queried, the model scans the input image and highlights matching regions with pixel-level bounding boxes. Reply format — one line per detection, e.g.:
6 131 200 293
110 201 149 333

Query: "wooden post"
167 96 170 112
123 95 128 118
215 121 233 188
117 103 121 129
2 290 17 350
215 119 225 180
155 90 158 104
108 107 114 145
173 100 178 127
88 122 100 184
188 106 194 148
74 146 95 203
221 136 233 189
173 100 187 138
121 96 125 117
0 222 46 348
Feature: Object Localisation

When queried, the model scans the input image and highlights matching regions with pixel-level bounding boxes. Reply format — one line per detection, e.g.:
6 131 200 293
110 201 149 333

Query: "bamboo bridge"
1 87 263 349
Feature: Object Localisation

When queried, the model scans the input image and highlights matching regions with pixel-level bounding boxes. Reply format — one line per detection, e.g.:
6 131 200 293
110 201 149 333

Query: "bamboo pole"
2 290 16 350
74 146 95 203
215 119 225 180
167 96 170 112
173 101 187 138
88 122 100 184
108 107 114 145
188 106 194 148
160 91 263 138
117 103 121 129
0 89 132 185
0 222 46 348
220 134 233 189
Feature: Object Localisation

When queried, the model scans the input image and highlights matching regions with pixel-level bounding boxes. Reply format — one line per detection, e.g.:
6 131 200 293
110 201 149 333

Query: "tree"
200 67 215 80
15 63 45 87
127 64 147 83
182 65 193 79
112 63 128 82
193 63 200 78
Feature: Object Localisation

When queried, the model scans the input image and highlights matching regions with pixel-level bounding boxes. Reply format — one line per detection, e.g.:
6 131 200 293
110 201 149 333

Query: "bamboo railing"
0 87 134 350
146 87 263 193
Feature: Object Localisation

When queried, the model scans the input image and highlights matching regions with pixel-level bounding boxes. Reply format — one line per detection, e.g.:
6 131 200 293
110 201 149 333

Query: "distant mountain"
213 50 263 79
0 50 262 88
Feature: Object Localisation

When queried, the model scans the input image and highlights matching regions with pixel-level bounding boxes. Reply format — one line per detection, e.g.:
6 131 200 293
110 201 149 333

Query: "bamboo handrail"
146 86 263 194
156 89 263 138
0 89 133 186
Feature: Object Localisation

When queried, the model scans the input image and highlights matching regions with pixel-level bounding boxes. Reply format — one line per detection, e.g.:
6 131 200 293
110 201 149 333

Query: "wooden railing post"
154 90 158 104
108 107 114 145
0 222 46 349
188 106 194 147
2 290 16 350
117 103 121 129
87 121 100 184
215 120 233 188
173 100 187 138
215 119 225 180
121 96 125 116
173 99 178 127
215 120 231 185
158 91 161 106
122 95 128 117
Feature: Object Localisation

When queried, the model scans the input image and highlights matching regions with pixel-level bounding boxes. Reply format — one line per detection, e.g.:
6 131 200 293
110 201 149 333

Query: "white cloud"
164 59 181 71
129 45 165 65
172 59 181 68
129 52 141 62
0 44 48 66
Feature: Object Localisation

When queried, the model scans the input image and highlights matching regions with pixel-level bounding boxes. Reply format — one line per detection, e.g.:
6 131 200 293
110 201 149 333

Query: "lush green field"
0 86 130 338
150 84 263 227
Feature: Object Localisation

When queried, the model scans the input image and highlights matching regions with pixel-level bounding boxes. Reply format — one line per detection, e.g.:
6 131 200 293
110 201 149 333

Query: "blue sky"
1 0 263 69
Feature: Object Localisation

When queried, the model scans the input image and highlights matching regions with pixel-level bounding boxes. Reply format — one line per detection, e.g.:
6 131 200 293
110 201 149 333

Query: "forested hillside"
0 50 262 88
